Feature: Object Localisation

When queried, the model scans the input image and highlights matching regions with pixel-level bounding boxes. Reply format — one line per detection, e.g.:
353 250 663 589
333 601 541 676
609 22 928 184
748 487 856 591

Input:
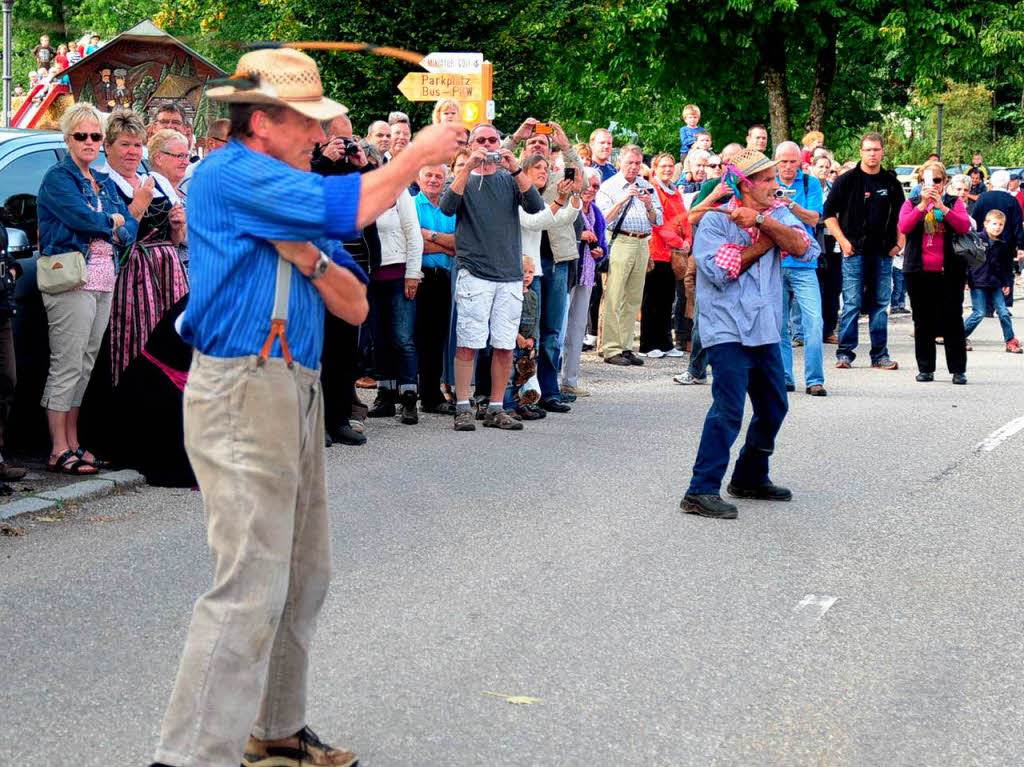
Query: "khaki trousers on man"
154 353 330 767
601 235 650 358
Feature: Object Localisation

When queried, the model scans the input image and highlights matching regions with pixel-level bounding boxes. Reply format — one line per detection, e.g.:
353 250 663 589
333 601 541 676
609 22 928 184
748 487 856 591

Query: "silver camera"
485 151 503 164
773 187 797 199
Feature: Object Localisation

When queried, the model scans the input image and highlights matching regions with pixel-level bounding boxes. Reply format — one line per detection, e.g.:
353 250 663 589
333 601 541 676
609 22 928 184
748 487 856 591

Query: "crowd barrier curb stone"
0 469 147 521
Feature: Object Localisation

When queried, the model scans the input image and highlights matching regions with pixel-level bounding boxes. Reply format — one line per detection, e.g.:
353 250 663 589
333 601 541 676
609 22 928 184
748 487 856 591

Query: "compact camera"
340 136 362 158
485 151 503 164
564 166 576 181
773 187 797 199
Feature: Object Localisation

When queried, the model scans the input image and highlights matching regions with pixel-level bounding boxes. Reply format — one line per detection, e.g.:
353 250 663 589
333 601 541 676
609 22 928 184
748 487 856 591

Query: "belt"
618 230 650 239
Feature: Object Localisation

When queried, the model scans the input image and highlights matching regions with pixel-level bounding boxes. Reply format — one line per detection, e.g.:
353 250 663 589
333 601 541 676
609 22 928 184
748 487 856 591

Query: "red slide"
11 83 70 129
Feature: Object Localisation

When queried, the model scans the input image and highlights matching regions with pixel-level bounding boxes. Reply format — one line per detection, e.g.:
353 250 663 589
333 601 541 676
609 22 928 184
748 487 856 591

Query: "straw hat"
207 48 348 121
730 149 780 179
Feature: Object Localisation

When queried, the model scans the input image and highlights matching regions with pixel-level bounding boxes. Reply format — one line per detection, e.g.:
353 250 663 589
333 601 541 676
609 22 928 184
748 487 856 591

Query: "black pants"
587 273 603 336
904 270 967 375
321 313 359 432
818 246 843 338
639 261 675 353
0 317 15 450
415 266 451 408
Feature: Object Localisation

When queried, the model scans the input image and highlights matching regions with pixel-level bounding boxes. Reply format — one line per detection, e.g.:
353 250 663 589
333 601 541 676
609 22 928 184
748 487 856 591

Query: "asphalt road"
3 312 1023 766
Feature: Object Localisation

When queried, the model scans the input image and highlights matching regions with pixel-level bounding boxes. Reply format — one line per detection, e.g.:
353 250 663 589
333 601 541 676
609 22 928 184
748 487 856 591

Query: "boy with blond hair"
679 104 705 160
964 209 1022 353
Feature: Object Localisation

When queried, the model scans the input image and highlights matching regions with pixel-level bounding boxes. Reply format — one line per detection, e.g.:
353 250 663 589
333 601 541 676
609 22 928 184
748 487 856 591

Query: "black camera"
340 137 361 158
564 166 576 181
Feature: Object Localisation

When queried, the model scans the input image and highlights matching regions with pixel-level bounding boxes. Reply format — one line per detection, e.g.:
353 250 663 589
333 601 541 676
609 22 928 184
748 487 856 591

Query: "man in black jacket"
823 132 905 370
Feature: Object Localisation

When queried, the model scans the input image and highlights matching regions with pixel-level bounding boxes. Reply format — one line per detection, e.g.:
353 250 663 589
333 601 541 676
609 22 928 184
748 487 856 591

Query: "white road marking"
976 415 1024 452
793 594 839 626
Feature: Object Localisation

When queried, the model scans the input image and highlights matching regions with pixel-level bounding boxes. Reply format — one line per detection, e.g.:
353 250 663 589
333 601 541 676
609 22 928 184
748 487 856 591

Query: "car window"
0 149 60 247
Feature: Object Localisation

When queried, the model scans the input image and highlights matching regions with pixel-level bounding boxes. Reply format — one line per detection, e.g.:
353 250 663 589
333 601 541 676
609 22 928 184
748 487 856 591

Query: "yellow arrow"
398 72 483 102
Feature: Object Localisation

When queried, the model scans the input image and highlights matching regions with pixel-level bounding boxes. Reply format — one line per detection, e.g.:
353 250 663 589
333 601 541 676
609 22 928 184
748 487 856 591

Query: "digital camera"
485 151 503 164
773 187 797 199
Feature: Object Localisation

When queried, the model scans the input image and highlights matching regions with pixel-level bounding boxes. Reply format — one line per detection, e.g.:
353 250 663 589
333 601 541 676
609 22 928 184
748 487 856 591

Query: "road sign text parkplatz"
398 72 483 102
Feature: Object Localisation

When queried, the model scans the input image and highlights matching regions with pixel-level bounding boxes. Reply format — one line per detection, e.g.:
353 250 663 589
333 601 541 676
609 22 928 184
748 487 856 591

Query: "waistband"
618 230 651 239
191 350 320 384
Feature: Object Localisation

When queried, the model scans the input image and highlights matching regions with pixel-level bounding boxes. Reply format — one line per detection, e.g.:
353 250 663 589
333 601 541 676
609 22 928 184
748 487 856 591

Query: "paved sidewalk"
0 467 145 522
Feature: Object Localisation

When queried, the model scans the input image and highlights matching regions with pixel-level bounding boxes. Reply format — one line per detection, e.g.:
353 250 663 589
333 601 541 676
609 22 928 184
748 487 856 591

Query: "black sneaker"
398 391 419 425
329 424 367 446
726 482 792 501
952 373 968 385
622 350 645 366
915 372 934 382
680 494 738 519
540 398 571 413
604 353 632 366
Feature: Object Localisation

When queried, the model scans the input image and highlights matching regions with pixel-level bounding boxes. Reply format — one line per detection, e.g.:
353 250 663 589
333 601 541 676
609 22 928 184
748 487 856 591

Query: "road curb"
0 469 147 521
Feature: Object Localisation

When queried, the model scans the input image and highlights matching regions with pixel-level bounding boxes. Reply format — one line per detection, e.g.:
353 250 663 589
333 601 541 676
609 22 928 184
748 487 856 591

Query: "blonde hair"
918 160 947 184
60 102 104 138
801 130 824 149
682 104 701 118
104 108 145 145
148 128 188 159
431 98 460 125
985 209 1007 223
574 142 592 160
651 152 675 169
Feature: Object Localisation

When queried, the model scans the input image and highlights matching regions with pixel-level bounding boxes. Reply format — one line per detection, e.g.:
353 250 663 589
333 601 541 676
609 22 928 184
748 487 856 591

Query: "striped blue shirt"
181 140 367 369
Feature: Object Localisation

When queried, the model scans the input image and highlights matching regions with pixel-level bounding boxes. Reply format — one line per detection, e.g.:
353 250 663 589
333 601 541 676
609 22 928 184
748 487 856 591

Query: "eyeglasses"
157 119 184 128
708 163 721 168
474 136 500 145
72 132 103 142
160 149 190 161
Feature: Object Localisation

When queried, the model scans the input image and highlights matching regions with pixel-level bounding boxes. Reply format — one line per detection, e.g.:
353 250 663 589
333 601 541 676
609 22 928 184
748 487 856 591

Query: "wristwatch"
430 231 438 243
755 213 766 228
310 250 331 280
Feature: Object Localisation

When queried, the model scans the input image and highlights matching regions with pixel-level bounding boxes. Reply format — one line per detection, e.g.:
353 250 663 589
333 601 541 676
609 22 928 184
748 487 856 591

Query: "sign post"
398 51 494 127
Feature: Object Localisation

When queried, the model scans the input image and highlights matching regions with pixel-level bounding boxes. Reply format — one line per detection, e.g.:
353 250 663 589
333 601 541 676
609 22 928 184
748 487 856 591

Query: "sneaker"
622 350 645 366
242 726 358 767
673 371 706 385
398 392 418 425
680 493 738 519
1008 338 1023 354
584 333 597 346
643 348 666 358
871 357 899 370
915 372 934 382
483 408 524 430
805 384 827 397
453 410 476 431
604 353 632 366
664 347 686 357
561 384 591 398
835 358 852 369
726 482 793 501
329 424 367 446
523 403 547 419
952 373 968 385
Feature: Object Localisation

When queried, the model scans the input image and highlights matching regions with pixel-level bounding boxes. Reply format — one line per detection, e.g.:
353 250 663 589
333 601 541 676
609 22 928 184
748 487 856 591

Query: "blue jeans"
369 277 418 392
891 266 907 309
780 267 824 387
538 255 569 401
837 252 892 363
789 292 804 340
687 306 710 378
965 286 1015 342
687 343 789 495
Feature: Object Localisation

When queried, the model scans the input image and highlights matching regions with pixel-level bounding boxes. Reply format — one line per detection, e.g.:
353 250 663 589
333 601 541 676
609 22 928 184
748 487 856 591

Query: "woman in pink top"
897 161 972 384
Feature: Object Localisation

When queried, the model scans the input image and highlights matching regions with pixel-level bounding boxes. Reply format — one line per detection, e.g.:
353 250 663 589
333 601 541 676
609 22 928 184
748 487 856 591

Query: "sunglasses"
72 132 103 142
708 163 721 168
474 136 500 145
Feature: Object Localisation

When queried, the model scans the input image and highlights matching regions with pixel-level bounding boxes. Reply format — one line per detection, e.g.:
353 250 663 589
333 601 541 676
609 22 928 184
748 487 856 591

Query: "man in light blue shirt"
775 140 827 396
682 149 818 520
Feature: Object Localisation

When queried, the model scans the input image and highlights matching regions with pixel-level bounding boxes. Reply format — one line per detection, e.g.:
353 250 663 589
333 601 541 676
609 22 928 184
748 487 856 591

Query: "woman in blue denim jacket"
36 102 137 474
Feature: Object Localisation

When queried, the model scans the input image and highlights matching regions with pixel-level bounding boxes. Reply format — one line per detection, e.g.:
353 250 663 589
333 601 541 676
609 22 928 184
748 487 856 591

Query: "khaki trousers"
155 353 330 767
602 236 650 358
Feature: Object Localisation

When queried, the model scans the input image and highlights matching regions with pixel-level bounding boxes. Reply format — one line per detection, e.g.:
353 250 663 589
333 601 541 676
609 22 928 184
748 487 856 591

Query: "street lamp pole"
2 0 13 128
936 102 945 159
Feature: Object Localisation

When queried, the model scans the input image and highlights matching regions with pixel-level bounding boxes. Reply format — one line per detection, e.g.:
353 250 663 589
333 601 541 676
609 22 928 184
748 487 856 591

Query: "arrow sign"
398 72 483 102
420 51 483 74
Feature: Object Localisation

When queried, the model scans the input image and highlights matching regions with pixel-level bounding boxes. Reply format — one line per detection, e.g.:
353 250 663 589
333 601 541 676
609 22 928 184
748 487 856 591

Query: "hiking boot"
398 391 418 425
242 726 358 767
673 371 706 385
871 357 899 370
726 482 793 501
367 390 396 417
680 494 738 519
453 410 476 431
483 408 524 430
1008 338 1023 354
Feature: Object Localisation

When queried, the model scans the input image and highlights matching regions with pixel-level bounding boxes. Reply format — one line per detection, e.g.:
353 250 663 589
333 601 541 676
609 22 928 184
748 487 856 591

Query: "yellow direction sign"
397 72 483 102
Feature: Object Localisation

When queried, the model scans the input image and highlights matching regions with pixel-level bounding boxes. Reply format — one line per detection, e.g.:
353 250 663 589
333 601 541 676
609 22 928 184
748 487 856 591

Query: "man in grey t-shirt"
440 123 544 431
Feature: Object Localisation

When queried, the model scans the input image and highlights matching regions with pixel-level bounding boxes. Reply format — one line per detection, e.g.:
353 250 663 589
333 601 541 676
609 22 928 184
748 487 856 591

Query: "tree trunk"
758 21 790 148
805 15 838 134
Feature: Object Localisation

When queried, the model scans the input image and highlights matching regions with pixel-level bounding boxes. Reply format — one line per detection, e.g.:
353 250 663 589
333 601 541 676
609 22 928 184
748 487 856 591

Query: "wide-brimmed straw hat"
729 149 780 179
207 48 348 121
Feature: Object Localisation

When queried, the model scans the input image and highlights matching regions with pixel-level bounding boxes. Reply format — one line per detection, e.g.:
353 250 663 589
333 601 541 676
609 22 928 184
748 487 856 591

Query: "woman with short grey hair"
36 102 138 474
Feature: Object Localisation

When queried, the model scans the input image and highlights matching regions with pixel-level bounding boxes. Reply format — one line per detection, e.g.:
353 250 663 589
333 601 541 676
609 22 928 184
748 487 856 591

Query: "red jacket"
650 183 692 262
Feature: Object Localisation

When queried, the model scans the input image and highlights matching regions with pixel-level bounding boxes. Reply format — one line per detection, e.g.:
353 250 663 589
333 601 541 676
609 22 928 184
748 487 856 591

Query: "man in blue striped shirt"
151 48 461 767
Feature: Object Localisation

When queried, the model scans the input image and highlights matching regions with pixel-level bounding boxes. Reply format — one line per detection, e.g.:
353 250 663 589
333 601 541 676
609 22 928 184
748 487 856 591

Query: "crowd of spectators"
18 33 106 107
8 95 1021 492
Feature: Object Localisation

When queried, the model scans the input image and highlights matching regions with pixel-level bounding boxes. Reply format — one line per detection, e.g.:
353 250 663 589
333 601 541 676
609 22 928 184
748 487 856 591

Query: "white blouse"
376 189 424 279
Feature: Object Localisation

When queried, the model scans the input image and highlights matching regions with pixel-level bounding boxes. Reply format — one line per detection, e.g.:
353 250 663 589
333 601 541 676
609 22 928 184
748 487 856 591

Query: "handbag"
952 229 988 270
37 249 87 294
